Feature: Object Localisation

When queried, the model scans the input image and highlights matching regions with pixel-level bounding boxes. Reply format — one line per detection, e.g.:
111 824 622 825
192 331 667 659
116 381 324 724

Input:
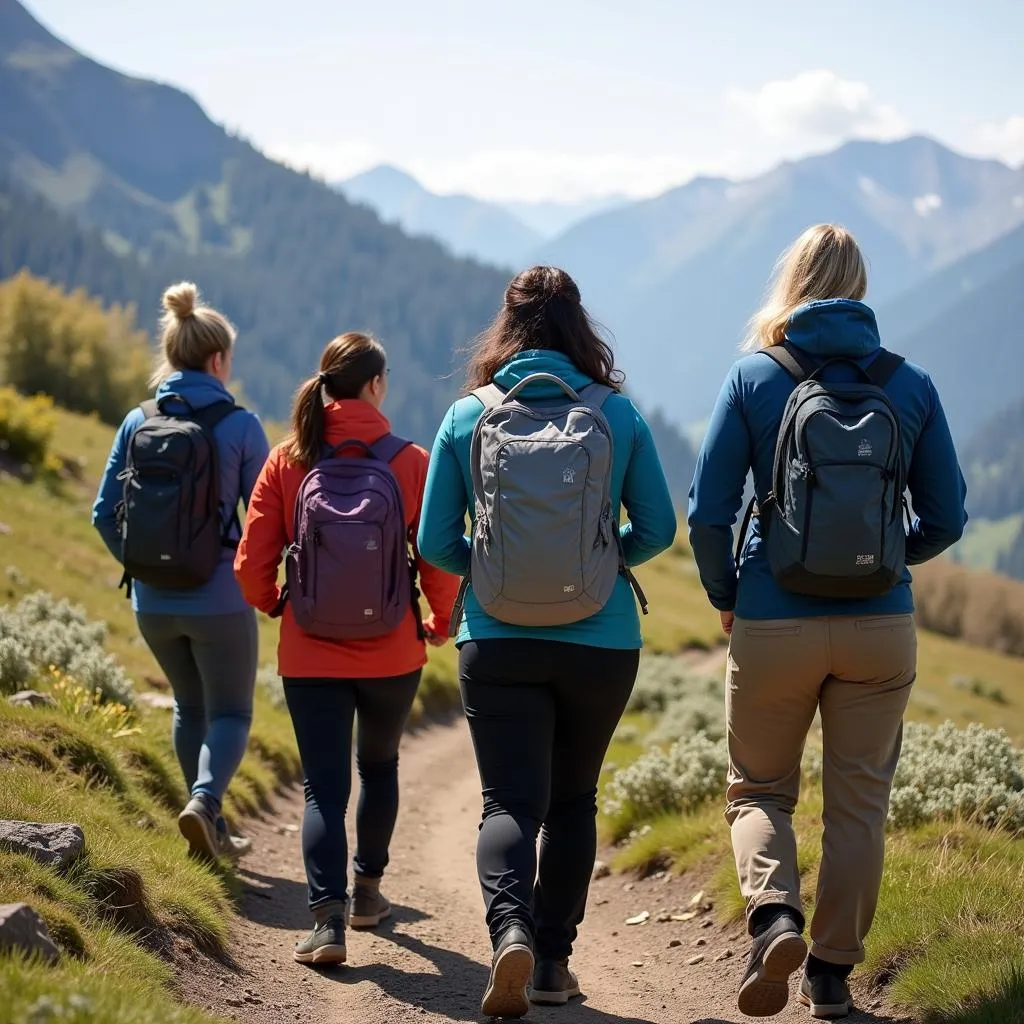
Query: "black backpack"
737 344 908 599
116 395 243 596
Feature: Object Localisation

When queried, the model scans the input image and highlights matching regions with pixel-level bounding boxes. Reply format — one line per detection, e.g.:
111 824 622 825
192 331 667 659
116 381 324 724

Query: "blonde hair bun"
162 281 199 321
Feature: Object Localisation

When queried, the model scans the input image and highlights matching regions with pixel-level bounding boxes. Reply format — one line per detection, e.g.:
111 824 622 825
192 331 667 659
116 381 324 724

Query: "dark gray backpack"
450 372 647 633
738 344 907 598
116 396 242 597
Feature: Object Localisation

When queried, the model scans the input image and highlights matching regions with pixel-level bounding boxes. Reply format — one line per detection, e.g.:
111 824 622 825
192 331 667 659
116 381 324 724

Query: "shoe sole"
798 990 852 1019
529 982 582 1006
293 943 347 965
737 931 808 1018
482 944 534 1019
178 808 219 860
349 905 392 929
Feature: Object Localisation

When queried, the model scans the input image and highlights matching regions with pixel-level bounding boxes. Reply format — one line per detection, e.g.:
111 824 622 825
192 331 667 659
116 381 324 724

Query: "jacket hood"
492 350 595 400
784 299 881 359
322 399 392 448
155 370 237 411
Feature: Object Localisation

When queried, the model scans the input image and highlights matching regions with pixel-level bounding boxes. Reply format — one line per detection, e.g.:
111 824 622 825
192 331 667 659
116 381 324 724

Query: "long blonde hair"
150 282 236 387
744 224 868 351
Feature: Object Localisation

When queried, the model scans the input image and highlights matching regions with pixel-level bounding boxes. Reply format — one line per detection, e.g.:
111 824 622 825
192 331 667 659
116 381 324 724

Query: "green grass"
954 513 1024 573
0 955 227 1024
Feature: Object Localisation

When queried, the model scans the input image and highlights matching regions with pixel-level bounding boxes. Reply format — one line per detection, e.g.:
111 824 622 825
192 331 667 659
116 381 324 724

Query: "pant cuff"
745 893 804 932
809 939 864 966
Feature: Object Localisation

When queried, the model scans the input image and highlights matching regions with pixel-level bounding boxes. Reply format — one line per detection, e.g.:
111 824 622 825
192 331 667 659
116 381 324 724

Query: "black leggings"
459 639 639 960
283 671 421 913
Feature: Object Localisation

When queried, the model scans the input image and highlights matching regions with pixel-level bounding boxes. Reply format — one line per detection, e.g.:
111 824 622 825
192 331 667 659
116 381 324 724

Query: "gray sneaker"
178 794 220 860
350 875 392 929
216 818 252 860
530 958 581 1005
294 913 347 966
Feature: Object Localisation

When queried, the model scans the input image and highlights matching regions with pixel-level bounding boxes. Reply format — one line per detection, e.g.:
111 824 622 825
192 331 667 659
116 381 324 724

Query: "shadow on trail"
234 867 311 931
309 903 662 1023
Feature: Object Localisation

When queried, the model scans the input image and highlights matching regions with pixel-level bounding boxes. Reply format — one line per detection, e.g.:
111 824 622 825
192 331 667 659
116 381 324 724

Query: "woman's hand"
423 625 448 647
720 611 735 636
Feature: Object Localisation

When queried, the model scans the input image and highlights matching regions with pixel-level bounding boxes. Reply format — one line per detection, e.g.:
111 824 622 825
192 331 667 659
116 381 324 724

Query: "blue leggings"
283 671 422 913
137 610 258 809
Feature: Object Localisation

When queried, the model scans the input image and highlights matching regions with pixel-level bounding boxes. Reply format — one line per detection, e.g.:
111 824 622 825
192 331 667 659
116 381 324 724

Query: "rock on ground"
0 821 85 869
0 903 59 963
7 690 57 709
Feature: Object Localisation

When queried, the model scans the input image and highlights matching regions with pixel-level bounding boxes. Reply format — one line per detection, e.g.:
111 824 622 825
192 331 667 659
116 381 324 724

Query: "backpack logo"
563 584 576 593
562 467 576 485
364 608 375 617
857 439 873 458
158 441 170 454
365 539 378 551
856 554 876 566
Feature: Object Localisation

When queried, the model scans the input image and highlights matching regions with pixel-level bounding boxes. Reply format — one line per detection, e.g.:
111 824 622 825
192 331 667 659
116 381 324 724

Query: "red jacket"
234 400 460 679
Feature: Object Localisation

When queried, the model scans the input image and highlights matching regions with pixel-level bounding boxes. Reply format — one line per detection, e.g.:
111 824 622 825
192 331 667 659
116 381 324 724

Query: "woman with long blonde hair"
688 225 967 1018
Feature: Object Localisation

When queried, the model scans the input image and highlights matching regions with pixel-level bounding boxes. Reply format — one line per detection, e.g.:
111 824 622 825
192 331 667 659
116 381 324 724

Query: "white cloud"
913 193 943 217
974 116 1024 166
728 70 909 142
263 143 743 203
264 140 384 183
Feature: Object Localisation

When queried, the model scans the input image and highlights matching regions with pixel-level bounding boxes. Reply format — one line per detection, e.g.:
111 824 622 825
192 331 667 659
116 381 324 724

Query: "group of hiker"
91 222 967 1021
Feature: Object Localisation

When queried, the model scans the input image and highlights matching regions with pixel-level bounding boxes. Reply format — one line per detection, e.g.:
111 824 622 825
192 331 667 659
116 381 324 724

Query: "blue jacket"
417 350 677 649
92 370 271 616
688 299 968 620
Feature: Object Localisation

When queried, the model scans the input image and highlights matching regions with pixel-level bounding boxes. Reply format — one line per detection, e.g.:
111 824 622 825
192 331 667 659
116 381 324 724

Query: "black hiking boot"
799 961 854 1018
530 957 581 1006
293 907 347 966
349 874 392 929
481 924 534 1019
737 908 808 1017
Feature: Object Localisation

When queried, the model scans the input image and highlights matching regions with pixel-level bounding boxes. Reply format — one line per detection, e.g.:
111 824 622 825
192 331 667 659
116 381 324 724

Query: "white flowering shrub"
602 731 728 831
888 721 1024 832
0 636 32 693
257 666 287 709
0 591 134 705
628 656 719 714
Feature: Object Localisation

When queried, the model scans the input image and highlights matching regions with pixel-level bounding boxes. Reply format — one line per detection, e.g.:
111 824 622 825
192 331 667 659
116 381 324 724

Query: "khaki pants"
726 614 916 965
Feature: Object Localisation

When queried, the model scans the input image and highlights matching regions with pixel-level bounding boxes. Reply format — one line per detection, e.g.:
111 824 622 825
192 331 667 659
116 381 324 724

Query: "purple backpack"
284 435 422 640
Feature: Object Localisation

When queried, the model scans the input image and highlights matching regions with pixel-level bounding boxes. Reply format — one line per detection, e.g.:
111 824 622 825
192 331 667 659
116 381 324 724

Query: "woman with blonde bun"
93 282 270 861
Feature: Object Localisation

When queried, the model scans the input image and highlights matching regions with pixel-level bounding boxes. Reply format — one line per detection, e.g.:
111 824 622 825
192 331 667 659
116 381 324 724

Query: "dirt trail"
184 719 910 1024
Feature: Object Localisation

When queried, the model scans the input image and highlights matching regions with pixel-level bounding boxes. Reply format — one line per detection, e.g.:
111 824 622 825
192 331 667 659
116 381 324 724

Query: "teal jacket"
417 350 677 649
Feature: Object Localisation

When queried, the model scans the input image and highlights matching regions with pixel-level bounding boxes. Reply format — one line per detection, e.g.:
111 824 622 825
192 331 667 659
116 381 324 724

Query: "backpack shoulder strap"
471 384 505 410
762 343 816 383
863 349 905 388
139 399 159 420
192 401 244 431
578 383 614 409
370 433 413 464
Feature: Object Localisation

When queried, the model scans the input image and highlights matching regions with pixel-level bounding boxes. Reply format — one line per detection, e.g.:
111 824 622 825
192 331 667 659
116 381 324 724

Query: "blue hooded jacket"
417 350 678 649
92 370 271 616
687 299 968 620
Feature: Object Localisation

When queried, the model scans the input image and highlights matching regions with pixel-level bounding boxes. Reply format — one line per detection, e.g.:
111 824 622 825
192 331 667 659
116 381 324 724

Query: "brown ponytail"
285 332 387 468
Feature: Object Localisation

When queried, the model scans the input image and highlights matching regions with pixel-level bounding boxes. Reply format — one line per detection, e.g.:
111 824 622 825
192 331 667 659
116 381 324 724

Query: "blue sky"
23 0 1024 202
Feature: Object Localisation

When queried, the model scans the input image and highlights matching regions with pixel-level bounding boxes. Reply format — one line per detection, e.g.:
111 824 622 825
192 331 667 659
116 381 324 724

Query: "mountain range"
337 165 626 267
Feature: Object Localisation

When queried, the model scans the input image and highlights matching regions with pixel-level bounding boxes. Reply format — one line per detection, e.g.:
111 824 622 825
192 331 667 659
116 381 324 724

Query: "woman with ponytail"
234 332 459 966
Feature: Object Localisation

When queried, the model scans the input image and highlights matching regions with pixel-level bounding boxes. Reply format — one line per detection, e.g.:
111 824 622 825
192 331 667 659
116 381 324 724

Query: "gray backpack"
450 372 647 633
737 344 907 598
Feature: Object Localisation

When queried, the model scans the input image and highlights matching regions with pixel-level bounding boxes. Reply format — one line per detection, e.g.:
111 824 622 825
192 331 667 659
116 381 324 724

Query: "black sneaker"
530 958 581 1006
481 925 534 1019
737 911 808 1017
293 914 347 966
799 972 853 1019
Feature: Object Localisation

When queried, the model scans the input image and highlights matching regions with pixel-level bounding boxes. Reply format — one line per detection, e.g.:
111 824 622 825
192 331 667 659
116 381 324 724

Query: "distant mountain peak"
0 0 74 57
